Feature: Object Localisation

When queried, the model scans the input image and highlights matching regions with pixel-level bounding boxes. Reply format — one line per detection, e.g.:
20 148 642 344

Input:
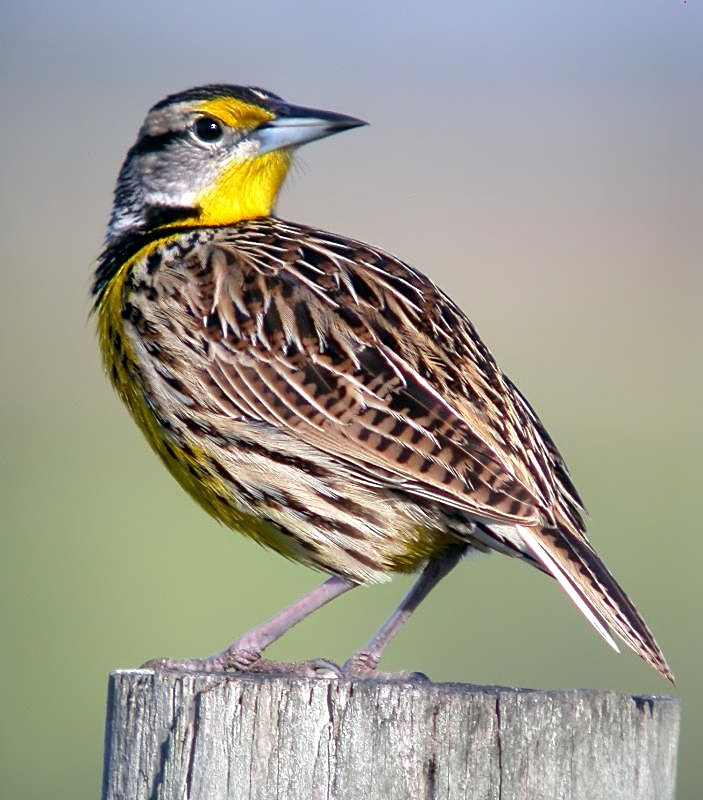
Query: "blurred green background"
2 1 701 797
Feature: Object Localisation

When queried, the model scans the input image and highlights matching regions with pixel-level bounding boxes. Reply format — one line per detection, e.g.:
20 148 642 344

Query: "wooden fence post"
101 669 679 800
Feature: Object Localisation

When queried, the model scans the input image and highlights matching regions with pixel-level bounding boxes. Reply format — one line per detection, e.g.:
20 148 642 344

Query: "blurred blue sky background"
1 1 701 797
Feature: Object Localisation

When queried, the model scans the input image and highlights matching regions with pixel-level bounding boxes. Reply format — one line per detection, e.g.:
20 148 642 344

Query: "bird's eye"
193 116 224 143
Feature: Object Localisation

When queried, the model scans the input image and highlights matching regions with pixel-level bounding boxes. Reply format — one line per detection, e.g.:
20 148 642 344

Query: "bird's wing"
177 218 576 528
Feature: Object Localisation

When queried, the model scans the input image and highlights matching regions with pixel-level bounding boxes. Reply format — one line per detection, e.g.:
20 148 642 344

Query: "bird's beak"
252 105 367 155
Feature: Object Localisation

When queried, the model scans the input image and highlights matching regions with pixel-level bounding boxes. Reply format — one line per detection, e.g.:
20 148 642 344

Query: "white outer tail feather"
516 524 621 654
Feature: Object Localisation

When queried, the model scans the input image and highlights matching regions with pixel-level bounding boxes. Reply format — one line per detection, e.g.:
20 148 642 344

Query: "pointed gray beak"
252 105 367 155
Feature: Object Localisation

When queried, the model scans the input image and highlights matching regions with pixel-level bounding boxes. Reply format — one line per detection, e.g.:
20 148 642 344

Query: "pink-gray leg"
144 575 355 675
344 544 467 674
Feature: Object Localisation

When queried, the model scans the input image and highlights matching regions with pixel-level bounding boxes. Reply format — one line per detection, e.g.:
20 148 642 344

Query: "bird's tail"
516 522 674 683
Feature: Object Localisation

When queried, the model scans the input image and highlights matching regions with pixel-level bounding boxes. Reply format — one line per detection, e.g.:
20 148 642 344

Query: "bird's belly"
140 401 459 584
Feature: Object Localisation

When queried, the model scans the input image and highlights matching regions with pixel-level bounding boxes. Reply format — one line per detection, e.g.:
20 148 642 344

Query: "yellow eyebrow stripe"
196 97 275 129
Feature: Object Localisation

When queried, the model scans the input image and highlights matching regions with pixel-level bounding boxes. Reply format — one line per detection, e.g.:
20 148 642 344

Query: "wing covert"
174 219 547 525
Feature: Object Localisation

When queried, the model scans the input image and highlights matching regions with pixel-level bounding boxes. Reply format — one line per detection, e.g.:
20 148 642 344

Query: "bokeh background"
2 1 701 797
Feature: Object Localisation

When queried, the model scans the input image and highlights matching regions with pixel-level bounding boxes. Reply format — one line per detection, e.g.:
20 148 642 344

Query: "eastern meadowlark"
93 85 672 681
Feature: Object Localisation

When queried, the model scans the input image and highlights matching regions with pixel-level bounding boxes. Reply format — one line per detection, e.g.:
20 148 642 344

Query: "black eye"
193 116 223 143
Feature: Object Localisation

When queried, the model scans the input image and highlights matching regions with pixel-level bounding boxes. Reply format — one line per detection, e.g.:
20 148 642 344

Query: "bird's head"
106 84 365 244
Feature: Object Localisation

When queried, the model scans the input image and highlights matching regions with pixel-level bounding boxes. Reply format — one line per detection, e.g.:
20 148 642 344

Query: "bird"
92 84 673 681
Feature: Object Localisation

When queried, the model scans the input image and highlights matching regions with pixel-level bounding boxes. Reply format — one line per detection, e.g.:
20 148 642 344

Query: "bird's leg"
144 575 355 676
343 543 468 676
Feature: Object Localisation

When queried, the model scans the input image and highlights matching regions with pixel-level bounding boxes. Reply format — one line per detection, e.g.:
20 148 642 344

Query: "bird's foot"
247 657 342 678
141 650 341 678
341 650 430 682
141 645 259 673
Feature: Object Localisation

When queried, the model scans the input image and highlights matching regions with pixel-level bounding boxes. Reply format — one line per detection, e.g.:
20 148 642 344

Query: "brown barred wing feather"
181 219 543 527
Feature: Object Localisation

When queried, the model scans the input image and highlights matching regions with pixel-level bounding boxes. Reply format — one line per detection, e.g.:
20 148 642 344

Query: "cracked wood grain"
101 670 680 800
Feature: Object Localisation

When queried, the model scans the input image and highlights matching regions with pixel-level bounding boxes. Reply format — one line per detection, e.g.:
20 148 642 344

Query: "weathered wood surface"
102 670 679 800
